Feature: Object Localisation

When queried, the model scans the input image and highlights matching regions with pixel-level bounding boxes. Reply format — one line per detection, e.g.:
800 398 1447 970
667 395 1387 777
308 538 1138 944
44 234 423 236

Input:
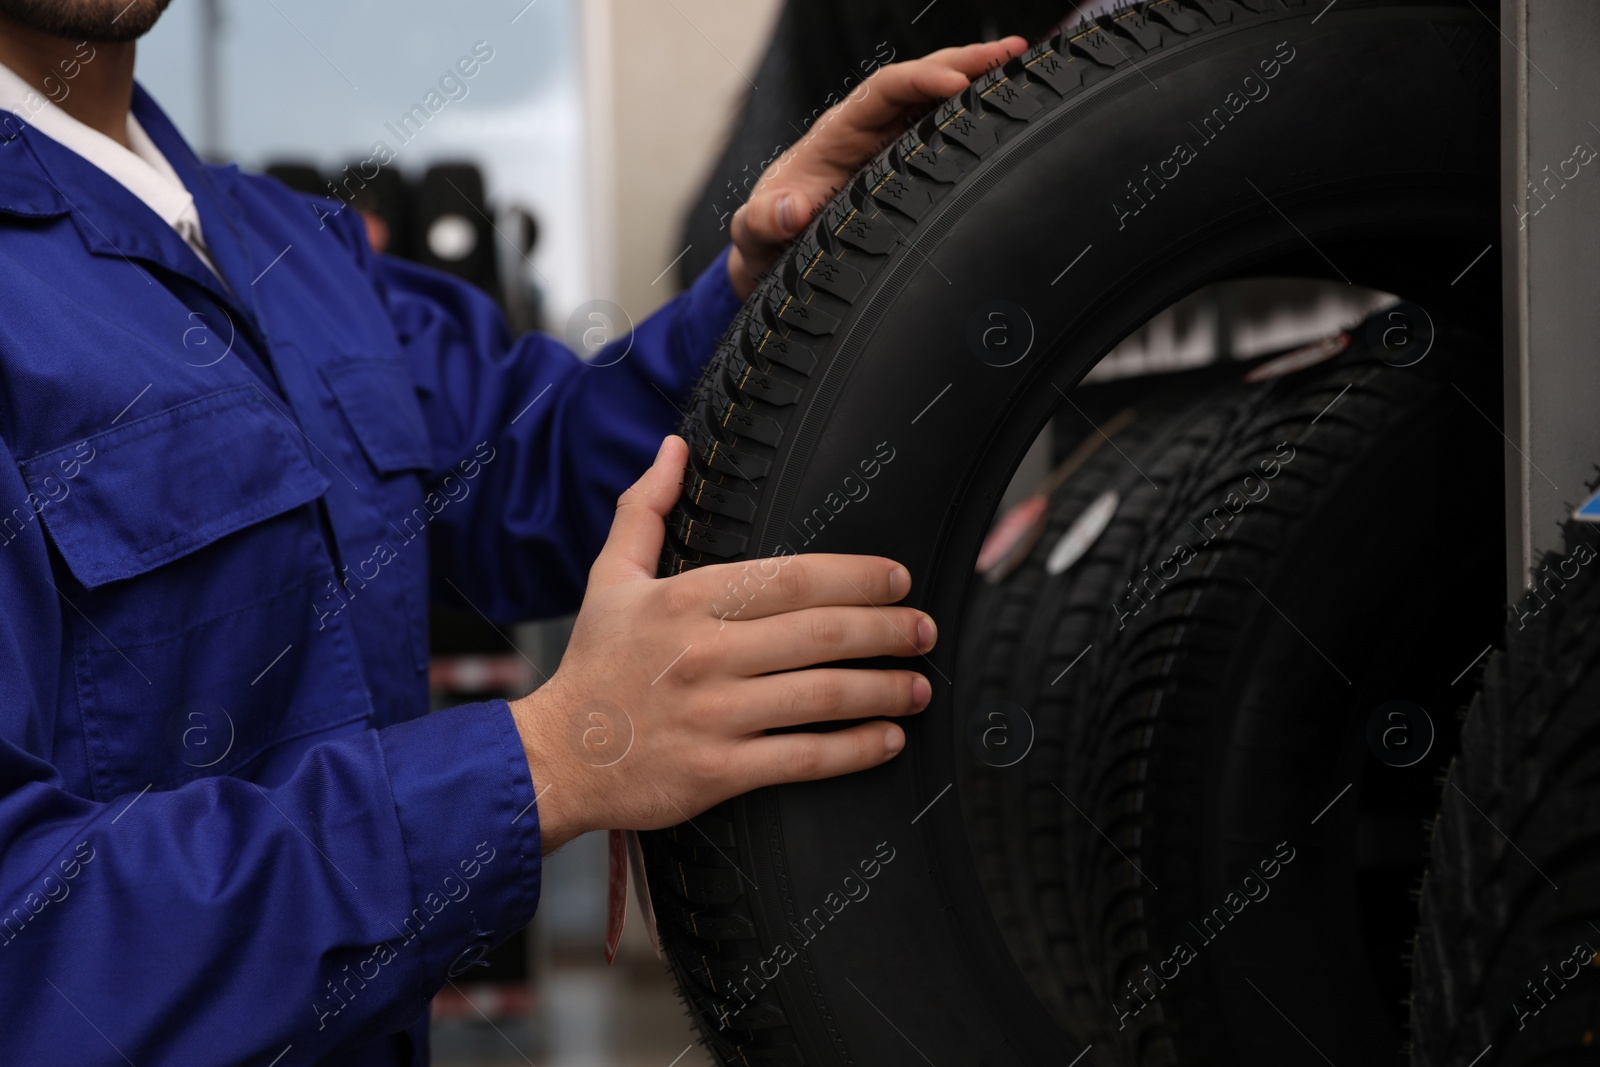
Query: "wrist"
508 685 591 855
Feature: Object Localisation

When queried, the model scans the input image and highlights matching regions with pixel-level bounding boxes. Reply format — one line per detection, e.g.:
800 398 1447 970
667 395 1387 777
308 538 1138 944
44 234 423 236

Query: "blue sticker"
1576 487 1600 523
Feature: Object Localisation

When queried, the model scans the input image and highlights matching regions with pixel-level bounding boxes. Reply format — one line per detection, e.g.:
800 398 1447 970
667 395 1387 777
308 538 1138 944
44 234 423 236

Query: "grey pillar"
1502 0 1600 599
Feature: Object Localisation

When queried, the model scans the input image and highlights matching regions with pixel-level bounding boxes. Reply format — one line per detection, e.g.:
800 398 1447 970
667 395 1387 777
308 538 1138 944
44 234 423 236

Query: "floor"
432 962 715 1067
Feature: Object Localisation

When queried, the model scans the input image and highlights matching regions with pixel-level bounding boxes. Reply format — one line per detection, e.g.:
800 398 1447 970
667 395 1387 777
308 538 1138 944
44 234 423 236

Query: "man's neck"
0 17 135 148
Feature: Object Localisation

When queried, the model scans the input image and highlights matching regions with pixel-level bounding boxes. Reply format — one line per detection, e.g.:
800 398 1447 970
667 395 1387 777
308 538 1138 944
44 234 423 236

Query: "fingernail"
889 565 911 599
917 615 937 651
885 728 905 756
911 674 932 709
776 194 798 232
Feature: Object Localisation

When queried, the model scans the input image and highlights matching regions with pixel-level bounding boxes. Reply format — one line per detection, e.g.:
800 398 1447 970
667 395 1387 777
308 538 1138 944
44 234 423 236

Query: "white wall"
581 0 782 320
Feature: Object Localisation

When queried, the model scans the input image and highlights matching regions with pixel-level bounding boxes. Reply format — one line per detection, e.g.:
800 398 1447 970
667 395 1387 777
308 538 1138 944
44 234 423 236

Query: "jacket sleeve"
353 221 743 621
0 439 543 1064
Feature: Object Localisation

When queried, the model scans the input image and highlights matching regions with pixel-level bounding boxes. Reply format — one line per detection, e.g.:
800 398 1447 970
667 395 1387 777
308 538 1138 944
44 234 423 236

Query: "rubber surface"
1048 326 1501 1064
1412 519 1600 1067
642 3 1501 1063
956 353 1285 1041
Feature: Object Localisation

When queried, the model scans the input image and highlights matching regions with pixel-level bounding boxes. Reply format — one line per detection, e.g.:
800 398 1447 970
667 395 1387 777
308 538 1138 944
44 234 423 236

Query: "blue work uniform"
0 84 740 1065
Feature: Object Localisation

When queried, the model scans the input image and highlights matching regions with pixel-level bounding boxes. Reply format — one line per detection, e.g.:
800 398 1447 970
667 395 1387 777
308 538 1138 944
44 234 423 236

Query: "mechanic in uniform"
0 1 1024 1062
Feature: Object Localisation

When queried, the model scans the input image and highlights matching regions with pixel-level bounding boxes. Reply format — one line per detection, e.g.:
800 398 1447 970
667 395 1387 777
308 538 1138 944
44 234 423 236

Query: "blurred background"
132 3 1386 1063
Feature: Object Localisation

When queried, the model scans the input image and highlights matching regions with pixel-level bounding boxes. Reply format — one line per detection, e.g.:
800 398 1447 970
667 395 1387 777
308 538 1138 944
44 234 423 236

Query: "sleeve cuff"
378 699 541 1014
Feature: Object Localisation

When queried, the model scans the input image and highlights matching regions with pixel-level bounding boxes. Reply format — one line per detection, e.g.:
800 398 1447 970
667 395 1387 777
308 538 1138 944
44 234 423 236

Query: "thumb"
733 191 806 253
591 434 688 586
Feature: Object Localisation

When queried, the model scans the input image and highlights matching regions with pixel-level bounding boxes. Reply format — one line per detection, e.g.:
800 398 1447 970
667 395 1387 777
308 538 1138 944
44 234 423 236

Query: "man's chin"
0 0 172 42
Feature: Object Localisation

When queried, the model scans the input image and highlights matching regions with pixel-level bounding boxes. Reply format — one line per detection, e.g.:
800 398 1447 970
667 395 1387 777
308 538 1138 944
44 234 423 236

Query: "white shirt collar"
0 59 221 279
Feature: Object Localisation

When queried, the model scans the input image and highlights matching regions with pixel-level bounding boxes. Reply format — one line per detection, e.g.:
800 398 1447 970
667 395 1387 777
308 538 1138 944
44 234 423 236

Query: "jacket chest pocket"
320 357 438 677
21 387 374 799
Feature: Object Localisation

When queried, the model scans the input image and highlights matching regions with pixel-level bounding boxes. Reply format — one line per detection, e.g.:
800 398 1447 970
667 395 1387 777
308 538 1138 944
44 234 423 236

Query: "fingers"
692 553 911 621
916 37 1030 80
733 667 931 732
719 605 934 675
589 435 687 586
727 36 1028 269
734 720 908 790
729 191 807 262
830 37 1030 133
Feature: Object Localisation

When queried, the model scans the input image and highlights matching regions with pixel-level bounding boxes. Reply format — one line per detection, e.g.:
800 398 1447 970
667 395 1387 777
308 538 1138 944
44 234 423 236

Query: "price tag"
604 828 626 964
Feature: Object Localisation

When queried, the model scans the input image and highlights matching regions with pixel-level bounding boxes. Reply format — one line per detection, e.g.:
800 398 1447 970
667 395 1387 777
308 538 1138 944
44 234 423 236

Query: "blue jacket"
0 85 740 1065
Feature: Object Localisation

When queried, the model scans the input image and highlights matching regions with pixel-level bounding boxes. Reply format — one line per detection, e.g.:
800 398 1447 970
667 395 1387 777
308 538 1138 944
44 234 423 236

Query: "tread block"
706 439 771 481
700 988 791 1033
1023 49 1086 95
1110 9 1164 51
1150 0 1205 32
802 251 866 302
688 907 757 940
775 295 839 337
744 325 818 375
980 78 1044 121
718 401 784 448
690 474 758 522
896 133 963 183
658 541 689 576
870 172 937 221
1182 0 1238 23
677 516 748 559
938 107 999 157
823 202 899 255
733 363 804 407
676 863 746 905
1067 24 1126 67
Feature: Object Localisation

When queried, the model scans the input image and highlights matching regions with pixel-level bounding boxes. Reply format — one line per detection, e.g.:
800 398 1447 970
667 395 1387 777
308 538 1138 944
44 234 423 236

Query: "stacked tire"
957 354 1287 1035
962 317 1503 1064
1412 518 1600 1067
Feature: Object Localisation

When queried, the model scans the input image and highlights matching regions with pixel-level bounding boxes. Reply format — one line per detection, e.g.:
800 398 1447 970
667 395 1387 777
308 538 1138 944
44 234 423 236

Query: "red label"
604 828 627 964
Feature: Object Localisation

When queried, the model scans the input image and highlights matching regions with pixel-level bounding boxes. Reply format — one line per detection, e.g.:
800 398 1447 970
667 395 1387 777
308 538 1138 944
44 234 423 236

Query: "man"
0 1 1023 1063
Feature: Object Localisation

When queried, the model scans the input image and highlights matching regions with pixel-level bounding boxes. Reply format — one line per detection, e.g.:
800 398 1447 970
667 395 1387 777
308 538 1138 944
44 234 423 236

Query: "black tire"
957 348 1329 1039
1041 324 1503 1065
643 3 1501 1064
1412 520 1600 1067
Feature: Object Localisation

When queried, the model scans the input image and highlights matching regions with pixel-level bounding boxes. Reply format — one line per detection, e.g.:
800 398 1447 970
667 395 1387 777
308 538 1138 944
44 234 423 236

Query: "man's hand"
510 435 936 854
725 36 1029 300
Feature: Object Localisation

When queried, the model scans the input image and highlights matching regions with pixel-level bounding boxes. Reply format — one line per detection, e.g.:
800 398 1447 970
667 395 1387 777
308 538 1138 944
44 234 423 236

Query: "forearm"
0 701 540 1062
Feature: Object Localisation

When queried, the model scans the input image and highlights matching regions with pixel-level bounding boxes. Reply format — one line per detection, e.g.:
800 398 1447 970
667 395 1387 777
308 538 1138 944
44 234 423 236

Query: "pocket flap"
18 386 331 588
321 358 433 474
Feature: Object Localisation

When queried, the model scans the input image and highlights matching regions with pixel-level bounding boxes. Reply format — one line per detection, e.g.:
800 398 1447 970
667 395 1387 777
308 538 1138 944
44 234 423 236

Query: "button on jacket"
0 84 741 1066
